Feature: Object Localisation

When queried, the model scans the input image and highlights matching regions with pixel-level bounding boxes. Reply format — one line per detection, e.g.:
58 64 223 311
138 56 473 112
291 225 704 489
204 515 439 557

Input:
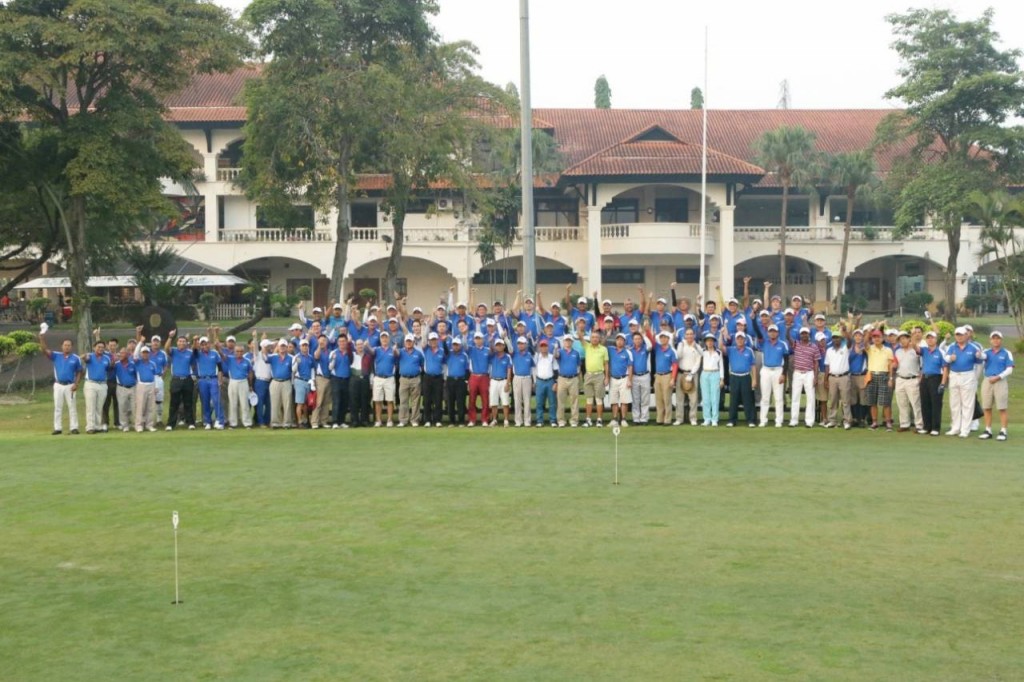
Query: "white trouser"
135 383 156 430
116 385 135 429
53 383 79 432
790 370 816 426
154 375 165 404
948 371 977 436
631 373 651 423
759 366 785 426
229 379 252 427
513 375 532 426
84 380 107 432
895 377 924 429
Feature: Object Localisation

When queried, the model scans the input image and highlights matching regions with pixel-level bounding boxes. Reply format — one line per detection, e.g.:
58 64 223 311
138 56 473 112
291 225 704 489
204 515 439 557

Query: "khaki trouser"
135 383 156 430
826 374 854 425
894 376 924 429
513 375 533 426
652 373 673 424
270 379 293 427
398 376 422 424
674 371 699 424
116 385 135 430
84 380 106 432
228 378 252 427
556 375 579 426
310 375 332 427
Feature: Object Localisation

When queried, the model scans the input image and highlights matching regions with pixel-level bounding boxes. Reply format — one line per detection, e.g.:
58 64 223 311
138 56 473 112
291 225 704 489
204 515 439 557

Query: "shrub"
27 297 50 316
16 341 41 357
0 335 16 357
295 285 312 301
7 330 35 346
900 318 954 340
198 292 220 321
900 291 934 314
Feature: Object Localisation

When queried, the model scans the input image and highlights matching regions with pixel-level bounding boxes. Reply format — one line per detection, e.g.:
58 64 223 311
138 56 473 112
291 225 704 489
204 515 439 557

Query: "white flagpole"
699 26 709 300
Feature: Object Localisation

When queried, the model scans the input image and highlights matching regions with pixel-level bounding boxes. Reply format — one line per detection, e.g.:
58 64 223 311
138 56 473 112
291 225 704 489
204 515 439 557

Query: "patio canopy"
15 253 246 290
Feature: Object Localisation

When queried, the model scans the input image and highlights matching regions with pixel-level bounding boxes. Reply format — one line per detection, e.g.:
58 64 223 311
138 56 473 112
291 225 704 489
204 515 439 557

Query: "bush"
900 318 954 340
7 330 35 346
295 285 312 301
27 297 50 317
0 335 16 357
900 292 934 314
1015 339 1024 356
839 295 868 315
198 292 220 321
16 341 41 358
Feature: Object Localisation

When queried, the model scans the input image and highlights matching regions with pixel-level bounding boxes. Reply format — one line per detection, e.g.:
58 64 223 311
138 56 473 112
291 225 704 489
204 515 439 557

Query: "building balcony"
217 225 584 244
734 225 947 242
599 222 715 257
216 167 243 182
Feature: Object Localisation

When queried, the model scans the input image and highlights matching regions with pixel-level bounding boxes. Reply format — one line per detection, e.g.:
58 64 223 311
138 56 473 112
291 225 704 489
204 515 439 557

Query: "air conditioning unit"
436 198 454 212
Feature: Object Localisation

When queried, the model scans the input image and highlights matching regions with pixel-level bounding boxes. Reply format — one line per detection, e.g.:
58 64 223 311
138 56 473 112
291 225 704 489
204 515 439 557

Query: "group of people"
41 278 1014 441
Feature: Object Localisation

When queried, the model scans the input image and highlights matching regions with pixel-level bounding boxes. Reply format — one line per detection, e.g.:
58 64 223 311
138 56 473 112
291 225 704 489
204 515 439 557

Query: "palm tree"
827 150 876 314
969 190 1024 337
754 126 817 299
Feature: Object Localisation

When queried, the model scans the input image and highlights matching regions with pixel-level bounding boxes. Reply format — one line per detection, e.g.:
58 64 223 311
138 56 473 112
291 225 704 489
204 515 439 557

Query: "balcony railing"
219 228 334 242
216 167 242 182
734 225 944 241
601 223 707 238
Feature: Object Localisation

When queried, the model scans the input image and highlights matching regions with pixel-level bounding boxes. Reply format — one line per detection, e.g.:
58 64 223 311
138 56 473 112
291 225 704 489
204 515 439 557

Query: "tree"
753 126 818 299
594 75 611 109
121 241 185 307
241 0 439 304
969 190 1024 337
368 41 500 301
826 150 876 314
879 8 1024 321
690 87 703 110
0 0 245 350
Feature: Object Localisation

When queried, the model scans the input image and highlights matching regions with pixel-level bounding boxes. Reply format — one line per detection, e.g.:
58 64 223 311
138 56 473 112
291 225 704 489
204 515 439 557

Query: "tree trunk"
779 182 789 300
328 182 351 303
944 224 960 323
384 206 406 303
836 187 855 315
0 247 55 298
68 195 93 352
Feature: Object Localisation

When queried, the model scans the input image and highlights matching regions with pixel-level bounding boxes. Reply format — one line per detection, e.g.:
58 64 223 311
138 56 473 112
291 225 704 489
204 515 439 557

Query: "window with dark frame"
655 198 689 223
602 268 645 284
472 270 519 285
674 268 700 284
601 198 639 224
537 269 576 284
535 198 579 227
351 203 378 228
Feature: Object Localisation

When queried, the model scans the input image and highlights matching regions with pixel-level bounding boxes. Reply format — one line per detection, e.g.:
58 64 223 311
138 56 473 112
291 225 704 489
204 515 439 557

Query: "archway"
230 256 330 306
735 255 827 305
846 255 946 313
346 256 456 311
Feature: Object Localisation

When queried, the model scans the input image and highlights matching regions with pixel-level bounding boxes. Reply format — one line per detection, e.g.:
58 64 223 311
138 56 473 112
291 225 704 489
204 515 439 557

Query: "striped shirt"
791 341 821 373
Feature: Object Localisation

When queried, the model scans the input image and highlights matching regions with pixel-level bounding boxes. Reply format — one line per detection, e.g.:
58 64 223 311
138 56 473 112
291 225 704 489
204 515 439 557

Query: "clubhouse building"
156 68 1001 313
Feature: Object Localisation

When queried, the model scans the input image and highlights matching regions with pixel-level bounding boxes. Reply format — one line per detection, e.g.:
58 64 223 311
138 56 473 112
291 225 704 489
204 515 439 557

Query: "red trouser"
468 373 490 424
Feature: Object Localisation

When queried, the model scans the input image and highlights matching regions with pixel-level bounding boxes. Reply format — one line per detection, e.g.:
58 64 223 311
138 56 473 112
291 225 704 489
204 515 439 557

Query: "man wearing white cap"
223 343 254 429
466 330 492 426
919 329 946 435
445 336 469 426
396 333 424 427
652 330 676 425
788 327 820 427
133 345 159 432
759 323 789 427
554 334 582 427
823 327 854 429
511 336 535 426
943 326 984 437
567 284 596 334
893 330 926 433
422 332 446 427
979 330 1013 441
607 332 633 428
511 290 541 337
297 301 324 330
537 292 567 337
488 338 513 427
309 334 334 428
261 338 294 428
371 331 400 427
673 327 701 426
726 329 757 427
292 337 315 428
629 325 652 425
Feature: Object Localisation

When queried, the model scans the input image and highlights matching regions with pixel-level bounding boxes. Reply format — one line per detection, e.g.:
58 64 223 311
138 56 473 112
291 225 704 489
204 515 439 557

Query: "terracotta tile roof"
562 124 764 178
355 172 560 191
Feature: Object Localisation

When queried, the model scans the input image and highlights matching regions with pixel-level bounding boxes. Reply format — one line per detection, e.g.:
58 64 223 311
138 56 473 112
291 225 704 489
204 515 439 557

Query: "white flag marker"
612 426 622 485
171 511 182 605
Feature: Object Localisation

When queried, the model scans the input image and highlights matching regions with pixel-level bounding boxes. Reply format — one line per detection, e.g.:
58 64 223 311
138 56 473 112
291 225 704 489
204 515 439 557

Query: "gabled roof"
562 123 765 178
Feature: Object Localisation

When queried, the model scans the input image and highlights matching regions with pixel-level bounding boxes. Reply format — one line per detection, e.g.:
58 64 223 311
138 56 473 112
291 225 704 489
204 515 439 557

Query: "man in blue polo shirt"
488 338 513 427
445 336 469 427
629 329 651 425
420 332 446 427
112 347 136 432
222 344 254 429
726 331 757 427
979 330 1014 441
397 333 425 427
608 333 634 428
327 335 352 429
466 331 491 426
919 329 946 436
164 330 197 431
264 339 295 429
80 339 111 434
555 335 582 427
511 336 535 427
40 328 83 435
943 326 984 438
292 339 315 428
134 346 159 432
194 336 224 430
371 331 399 427
758 324 789 427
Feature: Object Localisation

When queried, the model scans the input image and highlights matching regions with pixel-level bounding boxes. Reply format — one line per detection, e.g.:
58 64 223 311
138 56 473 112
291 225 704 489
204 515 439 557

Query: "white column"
204 192 219 242
586 195 602 301
717 205 735 300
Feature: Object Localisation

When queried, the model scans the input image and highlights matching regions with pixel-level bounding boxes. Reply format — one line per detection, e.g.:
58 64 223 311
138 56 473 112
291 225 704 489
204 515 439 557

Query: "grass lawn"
1 383 1022 681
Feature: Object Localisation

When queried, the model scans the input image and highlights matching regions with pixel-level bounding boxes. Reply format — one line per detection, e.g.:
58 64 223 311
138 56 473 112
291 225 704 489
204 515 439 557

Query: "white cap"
486 318 496 326
551 301 561 308
727 297 739 305
524 297 534 304
379 330 390 337
544 320 554 327
752 298 763 305
456 301 467 308
814 313 826 320
436 304 446 310
577 296 588 305
494 338 505 345
386 304 397 311
617 332 627 340
990 330 1003 338
199 336 209 343
736 316 747 325
784 308 794 315
140 345 151 353
516 336 528 344
657 331 671 339
367 315 378 322
370 305 380 311
225 335 236 342
628 319 639 326
332 303 343 310
768 324 779 331
404 334 415 342
289 323 303 331
604 315 614 322
886 327 898 335
473 331 484 338
814 332 826 341
260 339 273 348
277 339 289 347
413 306 423 313
735 331 747 338
515 320 526 327
312 307 323 313
964 324 974 332
799 326 811 334
300 338 310 346
151 335 161 342
427 332 438 340
791 295 802 302
954 326 967 335
452 336 463 345
897 330 910 337
853 328 864 335
602 299 612 306
684 314 696 322
759 310 770 316
656 297 667 304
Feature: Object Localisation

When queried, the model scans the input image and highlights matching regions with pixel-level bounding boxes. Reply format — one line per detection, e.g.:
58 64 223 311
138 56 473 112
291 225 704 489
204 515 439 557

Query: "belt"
897 375 919 379
560 374 578 379
536 376 554 381
57 381 74 385
471 372 489 377
172 375 191 380
851 372 866 376
117 383 136 388
137 381 153 385
634 372 649 376
656 372 672 376
272 378 289 382
731 372 751 377
612 374 627 379
829 372 849 377
255 376 272 382
87 379 105 383
199 375 217 379
401 375 421 379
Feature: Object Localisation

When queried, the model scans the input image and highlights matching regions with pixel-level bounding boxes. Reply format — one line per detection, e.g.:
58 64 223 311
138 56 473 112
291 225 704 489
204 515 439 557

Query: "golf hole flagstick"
172 511 182 605
612 425 621 485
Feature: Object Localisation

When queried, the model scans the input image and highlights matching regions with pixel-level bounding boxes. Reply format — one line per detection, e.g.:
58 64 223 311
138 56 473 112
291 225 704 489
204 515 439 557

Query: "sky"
214 0 1024 110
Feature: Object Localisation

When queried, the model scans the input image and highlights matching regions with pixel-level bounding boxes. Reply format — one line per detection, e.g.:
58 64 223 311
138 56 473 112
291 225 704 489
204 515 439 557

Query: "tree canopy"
594 75 611 109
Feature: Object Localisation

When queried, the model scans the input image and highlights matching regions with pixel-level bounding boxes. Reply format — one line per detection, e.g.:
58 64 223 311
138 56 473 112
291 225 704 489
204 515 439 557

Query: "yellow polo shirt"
866 344 894 373
584 343 609 374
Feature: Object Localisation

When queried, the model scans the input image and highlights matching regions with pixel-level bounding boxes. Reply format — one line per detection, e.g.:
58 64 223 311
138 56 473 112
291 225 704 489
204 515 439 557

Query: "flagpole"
520 0 536 304
699 26 708 301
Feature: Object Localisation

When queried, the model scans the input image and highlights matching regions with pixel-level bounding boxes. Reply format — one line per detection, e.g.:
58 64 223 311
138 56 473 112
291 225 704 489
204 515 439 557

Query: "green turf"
1 386 1022 681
